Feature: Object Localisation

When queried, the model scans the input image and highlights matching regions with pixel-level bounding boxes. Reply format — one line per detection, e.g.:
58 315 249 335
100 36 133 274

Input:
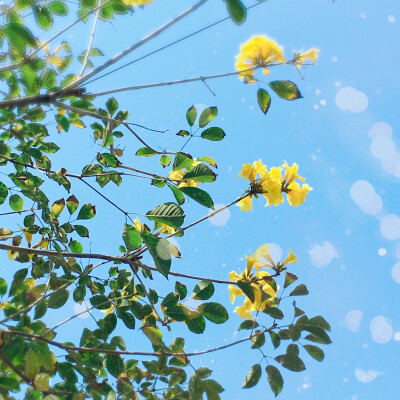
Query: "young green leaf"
242 364 261 388
186 105 197 126
77 203 96 220
200 127 226 141
268 80 303 101
192 280 214 300
180 187 214 209
9 194 23 212
199 107 218 128
66 195 79 215
257 88 271 114
224 0 247 25
136 147 157 157
266 365 283 396
122 224 141 250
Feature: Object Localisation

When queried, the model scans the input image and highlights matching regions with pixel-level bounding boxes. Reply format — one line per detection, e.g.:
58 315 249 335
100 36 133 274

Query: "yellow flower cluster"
294 48 320 67
235 35 285 83
235 35 319 82
229 244 298 319
122 0 153 6
237 160 312 211
168 159 201 188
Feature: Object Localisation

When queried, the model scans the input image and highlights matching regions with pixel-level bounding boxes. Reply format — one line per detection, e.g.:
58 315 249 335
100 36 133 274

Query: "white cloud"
308 241 338 268
355 368 382 383
335 87 368 112
370 316 393 344
345 310 363 333
380 214 400 240
350 180 382 216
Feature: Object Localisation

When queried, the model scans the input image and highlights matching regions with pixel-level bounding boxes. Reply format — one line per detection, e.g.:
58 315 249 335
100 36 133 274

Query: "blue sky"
1 0 400 398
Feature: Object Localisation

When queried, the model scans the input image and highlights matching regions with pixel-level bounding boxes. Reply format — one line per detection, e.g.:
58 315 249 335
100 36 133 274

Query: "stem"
1 325 275 358
85 66 260 98
79 0 101 77
63 0 208 91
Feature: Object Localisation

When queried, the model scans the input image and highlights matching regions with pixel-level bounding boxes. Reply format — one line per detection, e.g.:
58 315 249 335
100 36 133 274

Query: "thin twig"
63 0 208 91
84 1 265 86
1 326 275 357
79 0 102 77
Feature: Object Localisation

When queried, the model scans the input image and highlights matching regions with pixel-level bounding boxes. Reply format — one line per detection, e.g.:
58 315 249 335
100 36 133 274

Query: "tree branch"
63 0 209 91
0 325 275 358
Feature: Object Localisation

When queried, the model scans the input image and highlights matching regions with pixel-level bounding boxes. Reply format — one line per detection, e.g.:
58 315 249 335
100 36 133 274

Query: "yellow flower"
169 169 198 188
122 0 153 5
282 162 305 185
294 48 319 67
281 248 298 266
157 223 175 235
237 195 253 212
235 35 286 83
286 182 313 206
133 218 143 233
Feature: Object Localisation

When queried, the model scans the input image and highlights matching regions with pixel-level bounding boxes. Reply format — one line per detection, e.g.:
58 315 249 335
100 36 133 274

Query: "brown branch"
0 243 236 284
53 101 173 153
1 326 275 358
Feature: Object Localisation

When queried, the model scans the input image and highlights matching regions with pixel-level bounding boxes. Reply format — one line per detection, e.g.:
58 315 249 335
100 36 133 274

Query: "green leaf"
269 331 281 349
304 326 332 344
304 344 324 361
9 194 23 211
66 195 79 215
69 240 83 253
160 155 172 167
266 365 283 396
106 97 119 116
238 320 259 331
286 344 299 356
136 147 157 157
199 107 218 128
263 307 284 319
204 379 224 399
224 0 247 24
257 88 272 114
143 324 163 345
175 282 187 300
0 376 20 391
168 185 185 205
119 310 135 329
275 354 305 372
141 230 171 277
251 330 265 349
0 277 8 296
268 80 303 101
48 0 69 15
56 114 70 132
51 198 65 218
33 5 54 30
172 152 193 171
186 105 197 126
90 294 110 310
146 202 184 228
122 224 141 250
77 203 96 220
183 164 216 183
0 182 8 204
186 315 206 334
106 354 124 378
74 224 89 238
307 315 331 331
177 129 190 137
192 280 214 300
236 281 255 303
200 127 226 141
4 23 37 52
199 302 228 324
284 272 298 288
198 156 217 168
289 284 309 296
48 288 69 309
242 364 261 388
180 187 214 209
